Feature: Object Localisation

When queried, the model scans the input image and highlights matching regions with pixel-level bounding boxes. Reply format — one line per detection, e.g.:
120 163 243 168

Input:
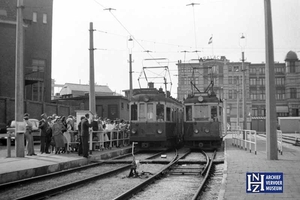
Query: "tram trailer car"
129 88 183 150
183 92 223 150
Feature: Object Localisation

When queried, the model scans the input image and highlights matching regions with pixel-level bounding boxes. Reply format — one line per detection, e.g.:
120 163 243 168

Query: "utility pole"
240 34 247 130
264 0 278 160
15 0 25 157
128 36 134 101
236 85 239 129
89 22 96 115
242 52 246 130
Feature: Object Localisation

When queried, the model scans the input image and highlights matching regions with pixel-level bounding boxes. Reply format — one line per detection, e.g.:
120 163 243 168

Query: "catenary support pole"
89 22 96 115
264 0 278 160
15 0 25 157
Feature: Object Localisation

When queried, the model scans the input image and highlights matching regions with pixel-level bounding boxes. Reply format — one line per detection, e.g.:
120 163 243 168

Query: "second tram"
183 91 223 149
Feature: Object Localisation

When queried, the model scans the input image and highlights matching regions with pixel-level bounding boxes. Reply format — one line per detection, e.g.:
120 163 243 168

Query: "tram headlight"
131 129 137 135
194 129 199 134
157 129 163 134
204 128 210 134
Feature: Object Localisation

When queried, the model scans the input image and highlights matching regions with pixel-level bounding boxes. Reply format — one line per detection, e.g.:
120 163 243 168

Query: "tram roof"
132 88 181 105
184 93 221 104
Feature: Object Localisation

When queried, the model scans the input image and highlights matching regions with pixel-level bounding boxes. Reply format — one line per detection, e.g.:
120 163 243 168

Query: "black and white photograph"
0 0 299 199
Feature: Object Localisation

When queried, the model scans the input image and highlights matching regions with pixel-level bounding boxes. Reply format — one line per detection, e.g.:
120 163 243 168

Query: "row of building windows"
225 89 297 100
180 62 298 75
249 78 285 86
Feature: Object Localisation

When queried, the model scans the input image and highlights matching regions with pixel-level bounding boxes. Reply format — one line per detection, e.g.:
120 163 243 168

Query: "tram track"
0 151 167 200
114 149 217 200
0 149 223 200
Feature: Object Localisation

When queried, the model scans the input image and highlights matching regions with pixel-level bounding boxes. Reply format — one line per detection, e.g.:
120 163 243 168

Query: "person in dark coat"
77 116 85 156
38 113 51 154
81 113 93 158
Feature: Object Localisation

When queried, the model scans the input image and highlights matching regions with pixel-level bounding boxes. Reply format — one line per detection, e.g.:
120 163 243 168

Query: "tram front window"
211 106 218 121
131 104 137 120
139 103 146 121
157 103 164 121
194 105 209 121
186 106 192 121
147 103 154 121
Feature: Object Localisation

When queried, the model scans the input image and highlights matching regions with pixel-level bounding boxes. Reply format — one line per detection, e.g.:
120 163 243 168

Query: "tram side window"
157 103 164 121
147 103 154 121
131 104 137 120
139 103 146 121
186 106 192 121
166 107 171 121
194 105 209 121
211 106 218 121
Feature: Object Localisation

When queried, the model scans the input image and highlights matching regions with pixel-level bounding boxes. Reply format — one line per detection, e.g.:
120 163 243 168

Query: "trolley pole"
89 22 96 115
15 0 25 157
264 0 278 160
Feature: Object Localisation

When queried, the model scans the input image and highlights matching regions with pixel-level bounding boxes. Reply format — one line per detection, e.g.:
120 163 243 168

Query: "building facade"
177 51 300 130
0 0 53 102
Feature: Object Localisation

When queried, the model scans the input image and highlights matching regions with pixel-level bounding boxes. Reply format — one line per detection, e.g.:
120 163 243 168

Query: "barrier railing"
0 128 15 158
294 131 300 146
67 131 79 151
89 129 129 151
232 129 257 154
277 130 283 155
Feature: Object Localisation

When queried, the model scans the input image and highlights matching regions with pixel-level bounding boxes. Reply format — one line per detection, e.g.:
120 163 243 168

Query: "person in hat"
39 113 51 154
24 113 36 156
51 116 65 154
66 115 75 152
81 113 93 158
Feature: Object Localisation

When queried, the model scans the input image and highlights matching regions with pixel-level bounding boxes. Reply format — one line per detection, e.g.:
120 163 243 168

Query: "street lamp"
128 36 134 101
239 33 247 130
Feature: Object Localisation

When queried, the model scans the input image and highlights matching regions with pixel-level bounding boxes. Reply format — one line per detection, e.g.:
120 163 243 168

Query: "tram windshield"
211 105 218 121
157 103 164 121
131 104 137 120
186 106 192 121
139 103 146 121
194 105 209 121
147 103 154 121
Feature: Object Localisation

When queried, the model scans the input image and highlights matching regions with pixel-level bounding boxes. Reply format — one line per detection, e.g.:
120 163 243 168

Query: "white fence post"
277 130 283 155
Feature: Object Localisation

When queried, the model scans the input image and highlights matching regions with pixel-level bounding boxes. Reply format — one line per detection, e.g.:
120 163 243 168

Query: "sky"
52 0 300 97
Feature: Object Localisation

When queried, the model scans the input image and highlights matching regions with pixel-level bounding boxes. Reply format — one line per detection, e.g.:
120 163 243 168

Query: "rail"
294 131 300 146
232 129 257 154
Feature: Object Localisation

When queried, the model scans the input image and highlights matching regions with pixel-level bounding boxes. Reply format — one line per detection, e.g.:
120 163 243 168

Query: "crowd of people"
22 112 130 158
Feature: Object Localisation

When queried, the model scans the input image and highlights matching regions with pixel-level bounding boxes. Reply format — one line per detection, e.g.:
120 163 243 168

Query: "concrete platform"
0 145 131 184
219 134 300 200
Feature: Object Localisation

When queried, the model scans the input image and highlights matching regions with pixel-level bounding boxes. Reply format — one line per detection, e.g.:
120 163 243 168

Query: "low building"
52 83 129 120
59 83 114 98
